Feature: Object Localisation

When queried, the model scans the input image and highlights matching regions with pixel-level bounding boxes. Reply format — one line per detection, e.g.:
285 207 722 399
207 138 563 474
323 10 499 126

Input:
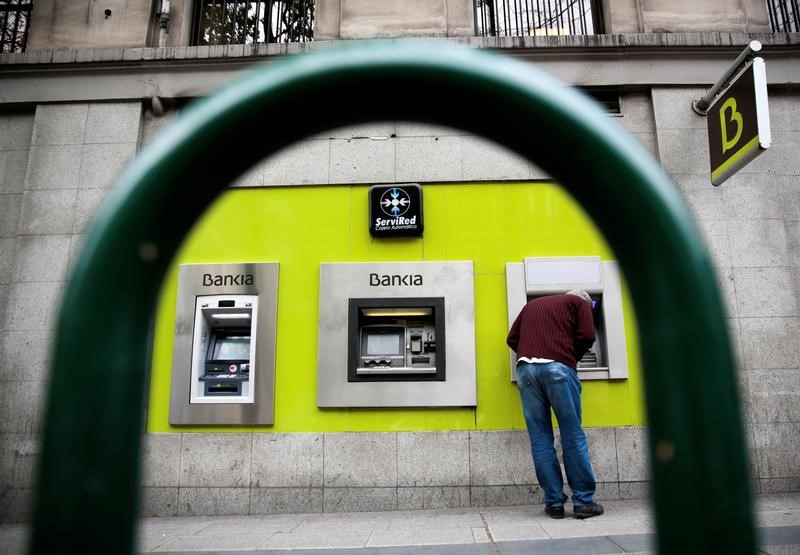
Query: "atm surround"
317 261 476 408
505 256 628 381
169 262 279 425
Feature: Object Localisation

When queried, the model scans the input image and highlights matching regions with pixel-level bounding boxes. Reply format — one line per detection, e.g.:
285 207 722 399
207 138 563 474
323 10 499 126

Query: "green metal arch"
31 41 753 554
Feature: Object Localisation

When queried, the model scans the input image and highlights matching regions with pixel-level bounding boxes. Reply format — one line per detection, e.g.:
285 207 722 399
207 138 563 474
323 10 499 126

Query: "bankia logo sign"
369 184 424 237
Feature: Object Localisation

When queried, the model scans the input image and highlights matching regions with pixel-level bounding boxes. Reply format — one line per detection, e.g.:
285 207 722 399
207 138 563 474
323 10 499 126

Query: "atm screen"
212 336 251 360
365 331 402 356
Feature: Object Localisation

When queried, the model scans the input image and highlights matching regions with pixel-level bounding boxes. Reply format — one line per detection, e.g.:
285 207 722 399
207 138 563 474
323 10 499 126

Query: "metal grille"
0 1 33 53
767 0 799 31
474 0 602 37
193 0 314 45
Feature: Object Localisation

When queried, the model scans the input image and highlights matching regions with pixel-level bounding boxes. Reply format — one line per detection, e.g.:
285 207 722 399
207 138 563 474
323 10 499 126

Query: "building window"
192 0 314 45
474 0 603 37
767 0 799 31
0 1 33 53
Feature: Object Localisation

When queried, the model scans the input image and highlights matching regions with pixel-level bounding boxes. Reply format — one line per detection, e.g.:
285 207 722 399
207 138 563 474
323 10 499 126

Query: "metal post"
692 40 762 115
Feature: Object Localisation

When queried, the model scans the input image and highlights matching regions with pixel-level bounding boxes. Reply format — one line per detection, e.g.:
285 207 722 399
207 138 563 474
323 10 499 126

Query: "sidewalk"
3 493 799 554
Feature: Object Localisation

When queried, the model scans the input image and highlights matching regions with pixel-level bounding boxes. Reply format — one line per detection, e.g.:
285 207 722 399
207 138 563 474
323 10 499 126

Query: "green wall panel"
147 182 644 432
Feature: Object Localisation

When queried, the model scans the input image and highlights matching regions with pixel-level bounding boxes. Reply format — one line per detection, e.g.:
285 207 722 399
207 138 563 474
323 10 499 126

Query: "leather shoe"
544 504 565 519
573 502 604 519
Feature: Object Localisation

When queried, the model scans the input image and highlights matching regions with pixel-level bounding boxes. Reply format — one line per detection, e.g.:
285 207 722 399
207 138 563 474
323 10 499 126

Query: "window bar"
1 7 9 51
487 0 496 36
20 9 30 52
570 0 579 35
524 0 532 35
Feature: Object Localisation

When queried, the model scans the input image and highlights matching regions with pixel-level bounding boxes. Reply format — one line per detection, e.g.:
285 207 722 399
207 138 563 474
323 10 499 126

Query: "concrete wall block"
177 487 250 516
734 267 799 318
73 188 109 233
262 140 331 186
461 136 533 181
0 331 51 383
323 432 396 487
141 433 182 487
340 0 448 38
694 220 732 270
673 174 728 221
397 431 469 487
469 430 535 486
583 427 618 482
743 132 800 176
788 222 800 267
728 219 789 268
723 175 798 221
656 128 709 176
0 285 7 333
68 234 87 277
139 487 179 518
31 104 88 146
251 433 323 488
740 317 800 371
250 487 324 514
618 93 656 133
593 481 621 501
12 234 71 283
0 112 34 151
630 131 659 159
757 477 800 494
615 427 650 482
0 488 33 523
84 102 142 144
751 421 800 479
19 189 77 235
651 88 707 130
232 162 266 188
0 434 39 488
79 142 137 189
323 487 397 513
329 138 396 184
395 136 462 183
469 485 542 507
767 91 800 132
0 238 15 284
0 194 22 238
25 145 83 190
397 486 470 510
745 370 800 424
179 433 252 487
0 381 45 434
4 281 63 331
0 150 30 194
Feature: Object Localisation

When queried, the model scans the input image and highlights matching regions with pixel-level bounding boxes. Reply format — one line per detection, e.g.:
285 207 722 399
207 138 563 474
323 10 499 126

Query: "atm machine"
169 262 279 425
505 256 628 381
189 294 257 402
317 261 476 407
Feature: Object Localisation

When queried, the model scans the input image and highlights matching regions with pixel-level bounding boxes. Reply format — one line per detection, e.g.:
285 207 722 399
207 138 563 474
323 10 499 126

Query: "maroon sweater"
507 294 596 369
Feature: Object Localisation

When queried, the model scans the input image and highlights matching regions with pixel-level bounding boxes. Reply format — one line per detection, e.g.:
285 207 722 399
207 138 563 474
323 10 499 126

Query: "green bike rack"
30 41 754 554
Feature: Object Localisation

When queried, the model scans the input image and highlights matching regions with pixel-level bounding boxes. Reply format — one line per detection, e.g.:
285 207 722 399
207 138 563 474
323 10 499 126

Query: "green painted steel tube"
31 41 754 554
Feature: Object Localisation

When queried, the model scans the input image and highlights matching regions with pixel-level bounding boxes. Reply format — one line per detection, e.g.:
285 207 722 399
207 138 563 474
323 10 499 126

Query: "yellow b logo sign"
720 98 743 154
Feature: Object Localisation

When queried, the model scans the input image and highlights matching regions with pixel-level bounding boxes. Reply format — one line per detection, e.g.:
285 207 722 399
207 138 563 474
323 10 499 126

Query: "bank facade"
1 0 799 521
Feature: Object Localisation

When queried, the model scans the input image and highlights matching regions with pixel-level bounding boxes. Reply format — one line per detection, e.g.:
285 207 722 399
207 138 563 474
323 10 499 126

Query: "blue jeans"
516 361 596 507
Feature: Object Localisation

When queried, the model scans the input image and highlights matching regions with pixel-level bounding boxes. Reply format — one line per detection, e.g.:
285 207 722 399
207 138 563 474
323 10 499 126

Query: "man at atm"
506 289 604 520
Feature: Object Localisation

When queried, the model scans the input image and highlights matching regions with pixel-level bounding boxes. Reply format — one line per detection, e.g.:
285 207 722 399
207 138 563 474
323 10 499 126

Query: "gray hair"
566 289 592 303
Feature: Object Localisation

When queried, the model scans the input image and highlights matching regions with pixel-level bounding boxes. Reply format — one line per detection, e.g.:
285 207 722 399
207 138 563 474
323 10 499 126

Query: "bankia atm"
506 256 628 381
169 263 279 425
317 261 476 407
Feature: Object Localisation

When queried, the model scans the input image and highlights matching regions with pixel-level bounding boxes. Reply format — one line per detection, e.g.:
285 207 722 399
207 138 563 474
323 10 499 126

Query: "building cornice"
1 33 798 104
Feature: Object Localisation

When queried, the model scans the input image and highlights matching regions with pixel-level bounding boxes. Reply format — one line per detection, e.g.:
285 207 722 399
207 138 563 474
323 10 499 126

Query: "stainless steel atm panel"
505 256 628 381
317 261 476 408
169 262 278 425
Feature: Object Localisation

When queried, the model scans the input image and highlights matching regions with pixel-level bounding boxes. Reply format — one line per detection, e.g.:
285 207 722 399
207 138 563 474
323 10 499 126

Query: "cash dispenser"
505 256 628 381
169 262 279 425
348 298 444 381
317 261 476 408
190 294 257 402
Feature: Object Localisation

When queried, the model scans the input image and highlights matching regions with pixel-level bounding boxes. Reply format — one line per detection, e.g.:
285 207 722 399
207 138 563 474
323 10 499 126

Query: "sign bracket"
692 40 762 116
